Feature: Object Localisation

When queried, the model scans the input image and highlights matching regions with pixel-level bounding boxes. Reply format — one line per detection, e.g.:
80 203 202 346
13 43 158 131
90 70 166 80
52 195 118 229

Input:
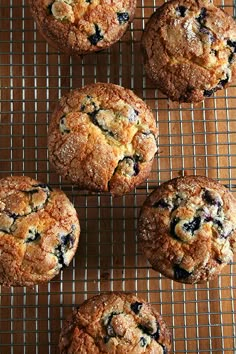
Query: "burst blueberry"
176 6 187 17
183 216 201 234
88 24 103 45
117 12 129 24
130 301 143 314
174 265 192 280
140 337 147 347
196 7 207 24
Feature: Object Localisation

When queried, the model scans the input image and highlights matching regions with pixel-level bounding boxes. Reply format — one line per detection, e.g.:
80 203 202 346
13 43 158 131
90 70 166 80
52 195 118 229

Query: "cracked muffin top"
59 292 171 354
141 0 236 102
0 176 80 287
48 83 158 196
138 175 236 284
29 0 137 55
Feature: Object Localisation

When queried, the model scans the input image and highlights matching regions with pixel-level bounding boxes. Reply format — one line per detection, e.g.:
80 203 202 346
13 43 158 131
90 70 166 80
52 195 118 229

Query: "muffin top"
138 175 236 283
48 83 158 196
59 292 171 353
141 0 236 102
29 0 137 54
0 176 80 286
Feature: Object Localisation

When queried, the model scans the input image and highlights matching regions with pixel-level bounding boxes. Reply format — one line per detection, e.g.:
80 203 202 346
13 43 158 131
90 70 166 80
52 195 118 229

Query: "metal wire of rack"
0 0 236 353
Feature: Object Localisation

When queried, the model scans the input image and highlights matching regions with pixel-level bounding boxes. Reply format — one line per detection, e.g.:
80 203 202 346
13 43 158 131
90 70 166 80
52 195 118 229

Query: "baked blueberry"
203 89 215 97
117 12 129 24
130 301 143 314
140 337 147 347
25 229 41 243
59 116 70 134
196 7 207 25
183 216 201 234
202 189 222 207
176 6 187 17
174 265 192 280
88 24 103 46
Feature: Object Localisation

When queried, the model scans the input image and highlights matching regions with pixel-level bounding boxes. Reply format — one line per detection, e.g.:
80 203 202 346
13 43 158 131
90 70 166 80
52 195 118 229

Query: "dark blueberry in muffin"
140 337 147 347
130 301 143 314
86 0 92 3
105 313 116 337
170 217 180 239
33 183 52 191
151 324 160 341
87 109 100 123
203 88 215 97
176 6 187 17
216 258 223 264
161 344 168 354
61 233 74 249
26 229 41 243
196 7 207 25
59 116 70 134
218 75 229 88
227 39 236 52
103 335 110 343
229 52 234 64
88 24 103 45
117 12 129 24
138 323 153 336
183 216 201 234
152 199 170 208
199 27 214 43
174 265 192 280
47 3 53 15
133 160 139 176
202 189 222 207
55 244 66 268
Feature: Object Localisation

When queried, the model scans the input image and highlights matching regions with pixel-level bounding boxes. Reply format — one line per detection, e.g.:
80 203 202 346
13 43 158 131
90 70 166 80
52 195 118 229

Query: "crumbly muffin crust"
0 176 80 287
141 0 236 103
48 83 158 196
59 292 171 353
29 0 137 55
138 176 236 284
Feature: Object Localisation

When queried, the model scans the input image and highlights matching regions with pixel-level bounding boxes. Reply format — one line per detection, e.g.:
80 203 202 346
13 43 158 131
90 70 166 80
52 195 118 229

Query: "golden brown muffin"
59 292 172 353
29 0 137 55
138 175 236 284
141 0 236 103
0 176 80 287
48 83 158 196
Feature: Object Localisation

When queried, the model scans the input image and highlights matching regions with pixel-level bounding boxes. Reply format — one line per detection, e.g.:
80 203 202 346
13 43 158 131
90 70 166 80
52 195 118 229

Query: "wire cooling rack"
1 0 236 353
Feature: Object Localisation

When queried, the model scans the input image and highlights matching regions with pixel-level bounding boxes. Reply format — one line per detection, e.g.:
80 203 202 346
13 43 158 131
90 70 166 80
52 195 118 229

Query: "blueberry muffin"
0 176 80 287
29 0 137 55
59 292 171 353
141 0 236 103
138 176 236 284
48 83 158 196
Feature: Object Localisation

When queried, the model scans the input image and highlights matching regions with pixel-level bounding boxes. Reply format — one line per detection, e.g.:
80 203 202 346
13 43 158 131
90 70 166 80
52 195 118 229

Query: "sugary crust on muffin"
48 83 158 196
138 175 236 284
141 0 236 102
0 176 80 286
59 292 171 353
29 0 137 55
